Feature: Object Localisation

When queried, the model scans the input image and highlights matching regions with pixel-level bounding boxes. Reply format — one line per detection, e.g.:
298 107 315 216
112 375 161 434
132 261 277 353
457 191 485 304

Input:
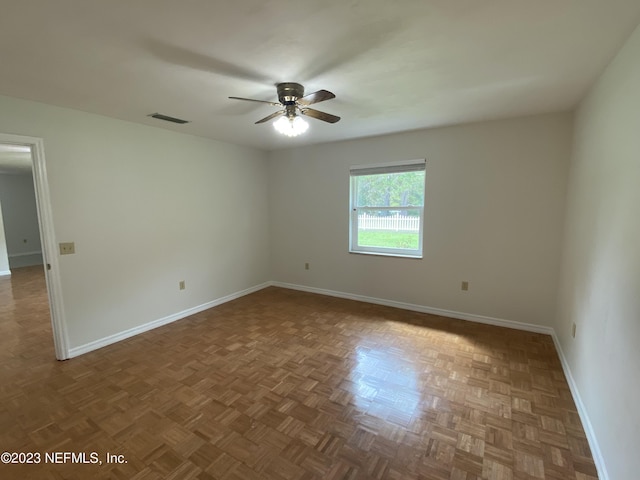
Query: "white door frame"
0 133 69 360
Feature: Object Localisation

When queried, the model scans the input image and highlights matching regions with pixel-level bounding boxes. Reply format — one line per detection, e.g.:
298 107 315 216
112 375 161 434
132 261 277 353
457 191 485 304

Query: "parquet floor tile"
0 267 598 479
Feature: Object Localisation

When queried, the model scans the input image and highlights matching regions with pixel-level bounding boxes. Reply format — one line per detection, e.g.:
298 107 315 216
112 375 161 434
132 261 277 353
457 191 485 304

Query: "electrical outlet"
572 322 576 338
461 281 469 291
179 280 185 290
305 263 310 270
59 242 75 255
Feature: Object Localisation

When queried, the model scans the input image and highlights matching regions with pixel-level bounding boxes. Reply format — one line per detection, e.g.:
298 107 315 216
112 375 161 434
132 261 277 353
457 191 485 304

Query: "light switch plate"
59 242 75 255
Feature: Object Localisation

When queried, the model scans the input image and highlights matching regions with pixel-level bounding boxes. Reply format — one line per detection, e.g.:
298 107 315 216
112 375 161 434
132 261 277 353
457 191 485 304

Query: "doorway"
0 133 68 359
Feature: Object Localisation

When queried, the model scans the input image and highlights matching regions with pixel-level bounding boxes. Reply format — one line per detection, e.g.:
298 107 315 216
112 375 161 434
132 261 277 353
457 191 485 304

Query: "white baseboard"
8 251 43 268
270 281 555 335
8 250 42 258
0 269 11 276
551 333 609 480
68 282 271 358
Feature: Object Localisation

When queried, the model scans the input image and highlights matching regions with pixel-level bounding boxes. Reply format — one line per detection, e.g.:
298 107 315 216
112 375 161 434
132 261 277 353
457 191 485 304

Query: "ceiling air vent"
147 113 190 124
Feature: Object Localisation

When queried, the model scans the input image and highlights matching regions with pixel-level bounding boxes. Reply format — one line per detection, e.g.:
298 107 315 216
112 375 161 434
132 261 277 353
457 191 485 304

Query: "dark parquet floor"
0 267 597 479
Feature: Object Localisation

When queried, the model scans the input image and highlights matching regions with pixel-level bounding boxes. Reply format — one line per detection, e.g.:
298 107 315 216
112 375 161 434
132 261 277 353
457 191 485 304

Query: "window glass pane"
350 162 425 258
355 171 425 208
357 209 421 250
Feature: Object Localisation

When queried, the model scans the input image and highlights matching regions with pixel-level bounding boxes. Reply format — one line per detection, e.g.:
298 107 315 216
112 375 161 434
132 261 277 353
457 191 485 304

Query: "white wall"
0 173 43 267
556 24 640 480
0 94 270 350
269 113 572 327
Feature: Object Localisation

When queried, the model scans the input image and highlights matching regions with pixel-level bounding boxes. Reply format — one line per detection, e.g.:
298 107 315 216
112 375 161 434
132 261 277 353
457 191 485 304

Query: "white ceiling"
0 1 639 151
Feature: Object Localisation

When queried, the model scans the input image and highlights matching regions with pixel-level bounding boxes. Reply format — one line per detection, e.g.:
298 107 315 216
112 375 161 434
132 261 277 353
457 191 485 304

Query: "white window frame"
349 159 426 258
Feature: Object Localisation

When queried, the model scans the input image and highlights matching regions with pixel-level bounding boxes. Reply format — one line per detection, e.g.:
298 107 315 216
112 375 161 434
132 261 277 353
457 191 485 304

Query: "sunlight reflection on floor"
350 346 422 423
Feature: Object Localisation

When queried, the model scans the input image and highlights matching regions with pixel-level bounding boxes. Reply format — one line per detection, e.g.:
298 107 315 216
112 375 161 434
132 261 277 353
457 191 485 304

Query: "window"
350 159 426 258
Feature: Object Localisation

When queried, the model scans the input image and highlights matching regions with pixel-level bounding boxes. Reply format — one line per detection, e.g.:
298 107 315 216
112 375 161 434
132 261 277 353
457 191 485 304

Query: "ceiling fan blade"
298 90 335 106
229 96 281 107
301 108 341 124
255 110 285 124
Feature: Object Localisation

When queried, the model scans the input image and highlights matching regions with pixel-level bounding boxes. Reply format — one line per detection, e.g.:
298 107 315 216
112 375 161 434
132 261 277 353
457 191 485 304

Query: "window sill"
349 250 423 259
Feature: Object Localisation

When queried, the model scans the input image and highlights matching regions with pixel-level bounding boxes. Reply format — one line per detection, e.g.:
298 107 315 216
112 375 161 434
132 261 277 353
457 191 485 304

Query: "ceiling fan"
229 82 340 136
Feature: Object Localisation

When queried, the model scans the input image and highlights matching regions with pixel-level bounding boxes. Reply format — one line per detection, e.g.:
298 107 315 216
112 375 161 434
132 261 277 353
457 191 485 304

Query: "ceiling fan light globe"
274 115 309 137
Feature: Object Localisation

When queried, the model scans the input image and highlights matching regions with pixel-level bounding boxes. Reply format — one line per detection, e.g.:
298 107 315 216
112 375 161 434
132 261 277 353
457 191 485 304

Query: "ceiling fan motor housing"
277 82 304 105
